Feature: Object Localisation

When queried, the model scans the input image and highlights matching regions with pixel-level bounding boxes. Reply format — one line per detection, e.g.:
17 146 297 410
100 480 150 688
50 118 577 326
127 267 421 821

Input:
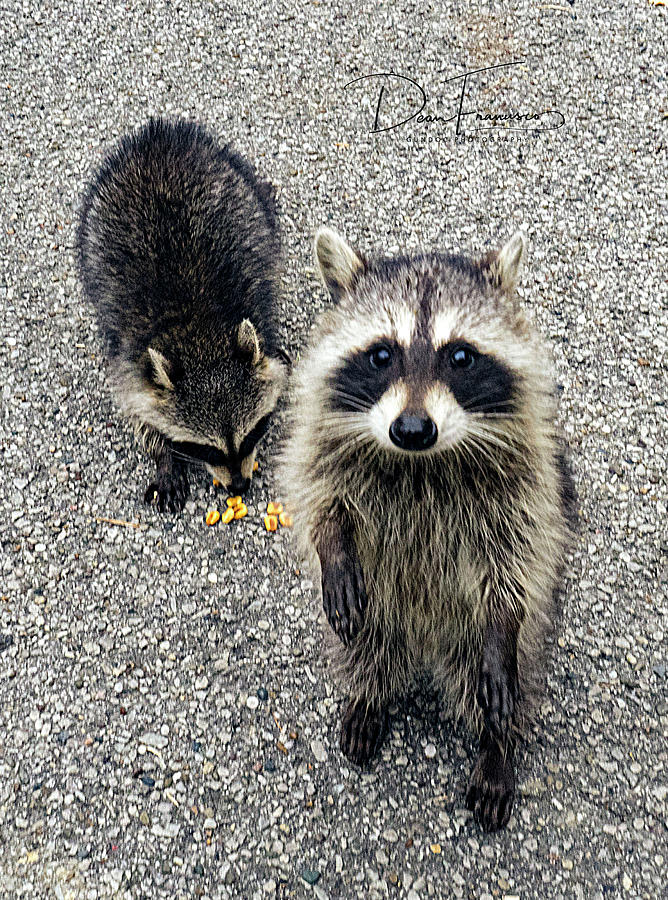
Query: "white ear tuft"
494 230 527 292
147 347 175 391
314 226 364 298
237 319 261 366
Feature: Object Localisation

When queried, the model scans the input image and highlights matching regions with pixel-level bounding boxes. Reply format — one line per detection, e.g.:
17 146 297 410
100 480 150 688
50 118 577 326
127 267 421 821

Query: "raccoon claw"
466 740 515 832
322 555 366 645
340 700 388 766
144 472 189 513
477 642 519 742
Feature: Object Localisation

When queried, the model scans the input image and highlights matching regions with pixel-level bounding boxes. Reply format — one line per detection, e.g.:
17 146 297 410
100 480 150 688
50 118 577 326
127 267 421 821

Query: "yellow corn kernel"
253 460 259 472
267 501 283 516
221 507 234 524
278 512 293 527
226 496 242 508
205 510 220 526
233 503 248 519
212 478 221 487
264 514 278 532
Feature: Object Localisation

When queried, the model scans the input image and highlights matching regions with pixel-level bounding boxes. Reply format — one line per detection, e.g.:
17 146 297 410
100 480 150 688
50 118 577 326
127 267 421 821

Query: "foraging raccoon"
77 118 288 511
281 227 575 832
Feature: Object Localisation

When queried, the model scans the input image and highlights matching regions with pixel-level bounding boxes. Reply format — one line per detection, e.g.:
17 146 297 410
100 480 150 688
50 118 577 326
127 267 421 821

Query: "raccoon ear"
236 319 262 366
314 226 364 298
482 230 527 293
146 347 177 391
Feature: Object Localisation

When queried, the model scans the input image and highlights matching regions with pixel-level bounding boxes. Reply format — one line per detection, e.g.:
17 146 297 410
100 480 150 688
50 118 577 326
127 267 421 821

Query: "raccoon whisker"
317 412 371 432
459 434 507 478
466 404 515 417
330 390 374 412
169 448 208 467
461 393 515 413
465 423 522 458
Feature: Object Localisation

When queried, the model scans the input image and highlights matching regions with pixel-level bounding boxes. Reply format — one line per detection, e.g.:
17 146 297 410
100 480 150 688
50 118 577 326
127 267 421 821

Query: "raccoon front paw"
339 700 388 766
144 469 189 513
466 741 515 832
476 642 519 742
322 554 367 645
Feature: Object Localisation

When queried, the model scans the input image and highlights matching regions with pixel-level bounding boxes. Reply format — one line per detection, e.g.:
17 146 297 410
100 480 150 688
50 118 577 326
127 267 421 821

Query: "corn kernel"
267 501 283 515
212 478 221 487
264 514 278 532
253 460 259 472
226 496 242 508
221 507 235 524
205 510 220 526
234 503 248 519
278 512 293 528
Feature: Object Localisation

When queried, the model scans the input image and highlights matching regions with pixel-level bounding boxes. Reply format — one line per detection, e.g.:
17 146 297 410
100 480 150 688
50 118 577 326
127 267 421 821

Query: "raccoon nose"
230 473 251 494
389 413 438 451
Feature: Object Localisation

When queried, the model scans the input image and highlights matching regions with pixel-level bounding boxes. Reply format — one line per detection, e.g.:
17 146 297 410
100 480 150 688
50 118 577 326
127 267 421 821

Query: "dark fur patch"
438 342 517 415
171 440 227 468
77 117 282 360
329 335 517 419
238 413 272 459
173 413 271 470
329 340 402 412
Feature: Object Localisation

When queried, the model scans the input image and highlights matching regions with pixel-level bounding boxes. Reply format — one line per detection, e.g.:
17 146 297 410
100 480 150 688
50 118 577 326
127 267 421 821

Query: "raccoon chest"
355 507 485 627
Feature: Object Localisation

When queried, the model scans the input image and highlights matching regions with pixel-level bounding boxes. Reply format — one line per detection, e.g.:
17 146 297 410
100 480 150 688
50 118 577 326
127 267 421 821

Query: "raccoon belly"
332 524 471 705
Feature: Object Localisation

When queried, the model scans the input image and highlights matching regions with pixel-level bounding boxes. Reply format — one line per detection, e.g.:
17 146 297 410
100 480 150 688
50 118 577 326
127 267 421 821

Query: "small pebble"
301 869 320 885
246 695 259 710
424 743 437 759
311 740 327 763
257 686 269 701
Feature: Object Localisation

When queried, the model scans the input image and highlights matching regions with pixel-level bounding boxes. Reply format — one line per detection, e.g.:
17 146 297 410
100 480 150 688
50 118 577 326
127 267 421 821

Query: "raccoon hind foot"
466 735 515 832
340 699 388 767
144 461 189 513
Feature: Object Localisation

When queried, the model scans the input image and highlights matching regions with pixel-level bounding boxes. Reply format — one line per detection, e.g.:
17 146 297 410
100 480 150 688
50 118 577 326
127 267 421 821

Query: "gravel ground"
1 1 666 898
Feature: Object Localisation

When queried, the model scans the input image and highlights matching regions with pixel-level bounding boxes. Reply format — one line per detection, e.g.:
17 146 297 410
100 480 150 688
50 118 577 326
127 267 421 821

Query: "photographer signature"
344 63 565 134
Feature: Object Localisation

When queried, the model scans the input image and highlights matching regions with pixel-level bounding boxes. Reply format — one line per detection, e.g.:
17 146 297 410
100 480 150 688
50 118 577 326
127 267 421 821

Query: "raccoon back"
76 117 281 359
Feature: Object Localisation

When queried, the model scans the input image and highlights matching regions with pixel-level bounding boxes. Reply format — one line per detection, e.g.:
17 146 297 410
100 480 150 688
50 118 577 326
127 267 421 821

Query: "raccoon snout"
230 473 251 495
389 413 438 451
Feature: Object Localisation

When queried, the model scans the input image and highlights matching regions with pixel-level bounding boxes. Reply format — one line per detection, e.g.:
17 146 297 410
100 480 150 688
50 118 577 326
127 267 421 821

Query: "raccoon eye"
450 346 476 369
369 345 392 370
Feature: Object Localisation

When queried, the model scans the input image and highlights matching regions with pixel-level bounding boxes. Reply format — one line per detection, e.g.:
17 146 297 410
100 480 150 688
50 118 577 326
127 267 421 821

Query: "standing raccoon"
77 118 288 511
281 227 575 832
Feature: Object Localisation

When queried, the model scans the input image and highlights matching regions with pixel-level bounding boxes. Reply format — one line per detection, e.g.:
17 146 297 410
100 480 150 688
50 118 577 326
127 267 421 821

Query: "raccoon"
281 227 575 832
77 118 288 511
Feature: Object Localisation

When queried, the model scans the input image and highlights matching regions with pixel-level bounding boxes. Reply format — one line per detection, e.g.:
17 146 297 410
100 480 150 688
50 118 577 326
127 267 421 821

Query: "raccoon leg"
142 431 190 513
315 513 366 645
466 730 515 832
476 616 520 743
338 626 405 765
466 613 521 831
340 698 389 767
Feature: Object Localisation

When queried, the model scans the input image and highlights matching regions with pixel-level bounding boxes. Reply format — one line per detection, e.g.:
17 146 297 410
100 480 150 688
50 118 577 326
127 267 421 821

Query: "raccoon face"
131 320 286 492
314 227 528 459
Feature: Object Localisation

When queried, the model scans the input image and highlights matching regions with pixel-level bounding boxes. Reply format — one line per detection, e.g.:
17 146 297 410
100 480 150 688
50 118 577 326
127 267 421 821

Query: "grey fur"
281 228 575 831
77 118 287 508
